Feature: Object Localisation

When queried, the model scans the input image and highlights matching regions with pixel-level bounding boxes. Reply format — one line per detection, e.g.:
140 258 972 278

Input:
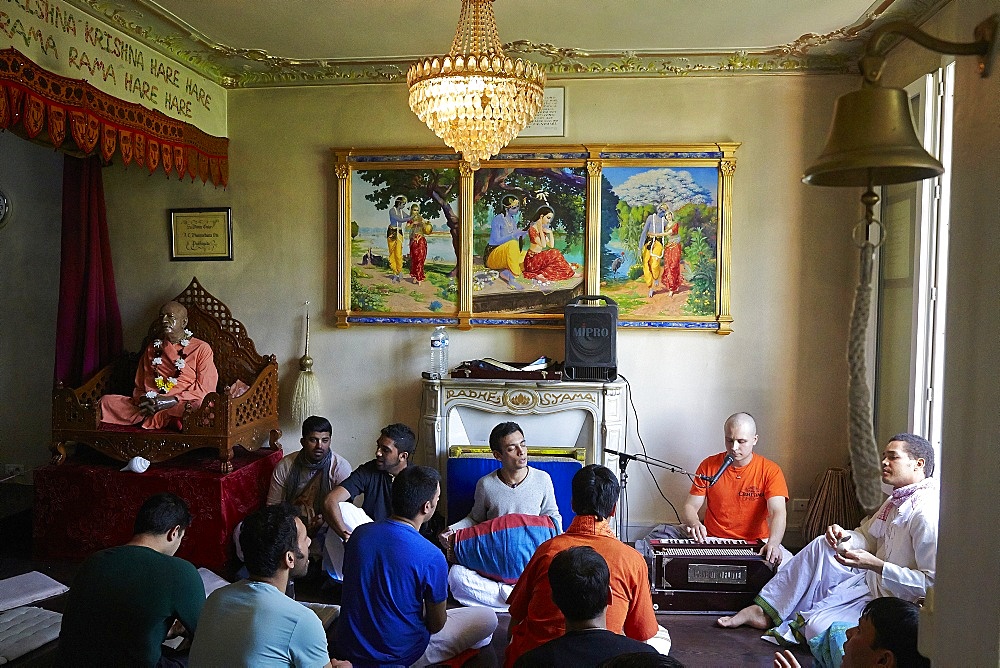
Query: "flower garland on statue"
144 329 193 399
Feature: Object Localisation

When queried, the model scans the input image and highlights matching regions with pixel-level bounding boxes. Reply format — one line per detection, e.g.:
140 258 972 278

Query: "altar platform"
32 445 282 572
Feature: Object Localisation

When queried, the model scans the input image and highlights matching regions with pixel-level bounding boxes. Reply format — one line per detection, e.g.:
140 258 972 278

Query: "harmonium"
646 538 776 614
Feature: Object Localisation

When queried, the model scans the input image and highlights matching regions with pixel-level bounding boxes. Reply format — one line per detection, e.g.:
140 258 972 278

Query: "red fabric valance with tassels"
0 48 228 187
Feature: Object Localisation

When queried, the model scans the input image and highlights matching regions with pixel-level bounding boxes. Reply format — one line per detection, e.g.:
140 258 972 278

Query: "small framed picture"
169 208 233 261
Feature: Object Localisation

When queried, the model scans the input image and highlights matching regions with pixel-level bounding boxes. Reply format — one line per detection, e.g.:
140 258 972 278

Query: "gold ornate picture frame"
332 144 737 333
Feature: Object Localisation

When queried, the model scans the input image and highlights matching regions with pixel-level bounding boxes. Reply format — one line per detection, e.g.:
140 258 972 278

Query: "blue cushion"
446 456 582 527
452 513 558 583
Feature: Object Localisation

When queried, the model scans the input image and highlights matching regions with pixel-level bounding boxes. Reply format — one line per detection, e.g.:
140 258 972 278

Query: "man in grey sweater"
446 421 562 609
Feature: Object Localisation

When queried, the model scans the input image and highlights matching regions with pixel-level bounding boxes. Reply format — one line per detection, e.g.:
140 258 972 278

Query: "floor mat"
0 606 62 664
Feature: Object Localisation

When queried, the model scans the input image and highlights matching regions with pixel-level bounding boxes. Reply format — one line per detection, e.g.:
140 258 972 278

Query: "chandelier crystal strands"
407 0 546 170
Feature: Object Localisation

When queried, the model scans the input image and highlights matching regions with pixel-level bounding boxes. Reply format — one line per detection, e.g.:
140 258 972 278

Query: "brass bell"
802 86 944 187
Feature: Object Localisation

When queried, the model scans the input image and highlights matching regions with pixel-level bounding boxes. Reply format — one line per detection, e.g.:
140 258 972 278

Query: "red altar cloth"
33 446 282 572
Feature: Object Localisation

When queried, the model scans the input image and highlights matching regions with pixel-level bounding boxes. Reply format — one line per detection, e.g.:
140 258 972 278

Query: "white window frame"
873 60 953 472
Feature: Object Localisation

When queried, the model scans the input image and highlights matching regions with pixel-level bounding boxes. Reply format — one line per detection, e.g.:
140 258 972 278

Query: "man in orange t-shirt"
505 465 669 667
681 412 790 566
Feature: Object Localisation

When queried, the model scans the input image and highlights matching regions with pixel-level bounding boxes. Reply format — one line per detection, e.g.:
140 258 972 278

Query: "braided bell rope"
847 197 886 513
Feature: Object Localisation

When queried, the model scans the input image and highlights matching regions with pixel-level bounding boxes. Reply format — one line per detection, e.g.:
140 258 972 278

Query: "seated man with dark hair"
57 492 204 667
514 546 659 668
268 415 352 531
260 415 352 577
335 465 497 667
446 420 562 609
505 465 671 667
774 597 929 668
189 504 335 667
452 422 561 531
720 433 938 662
322 422 418 579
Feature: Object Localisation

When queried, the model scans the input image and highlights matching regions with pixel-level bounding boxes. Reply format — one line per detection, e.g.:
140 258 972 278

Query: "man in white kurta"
717 433 938 651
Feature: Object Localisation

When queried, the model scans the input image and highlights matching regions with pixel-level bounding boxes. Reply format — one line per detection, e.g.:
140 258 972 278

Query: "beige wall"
93 73 860 533
0 132 63 477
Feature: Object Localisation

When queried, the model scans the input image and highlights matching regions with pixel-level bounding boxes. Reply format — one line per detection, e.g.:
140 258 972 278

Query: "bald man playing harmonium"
680 412 792 567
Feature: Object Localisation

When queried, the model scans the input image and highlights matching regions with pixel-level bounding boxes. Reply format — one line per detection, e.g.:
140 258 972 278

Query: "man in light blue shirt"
190 504 338 667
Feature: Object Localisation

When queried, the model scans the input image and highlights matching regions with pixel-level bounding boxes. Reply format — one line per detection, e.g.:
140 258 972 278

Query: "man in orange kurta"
505 465 665 667
100 301 218 430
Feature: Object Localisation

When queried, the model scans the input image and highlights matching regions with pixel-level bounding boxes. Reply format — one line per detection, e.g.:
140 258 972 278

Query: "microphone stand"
604 448 697 543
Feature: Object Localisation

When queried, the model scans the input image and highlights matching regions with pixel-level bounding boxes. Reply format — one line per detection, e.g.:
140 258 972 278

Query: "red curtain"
54 155 123 387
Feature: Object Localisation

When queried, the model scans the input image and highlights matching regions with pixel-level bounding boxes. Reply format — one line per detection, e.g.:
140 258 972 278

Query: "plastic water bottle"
429 326 450 379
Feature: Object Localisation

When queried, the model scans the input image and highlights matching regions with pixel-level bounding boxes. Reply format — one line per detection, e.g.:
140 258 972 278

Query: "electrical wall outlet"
791 498 809 513
2 463 26 479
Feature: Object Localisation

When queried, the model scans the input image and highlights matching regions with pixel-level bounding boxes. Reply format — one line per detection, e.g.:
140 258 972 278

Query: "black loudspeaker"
563 295 618 382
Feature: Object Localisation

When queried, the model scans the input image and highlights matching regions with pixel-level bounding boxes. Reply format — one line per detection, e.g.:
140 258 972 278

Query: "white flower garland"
149 329 194 395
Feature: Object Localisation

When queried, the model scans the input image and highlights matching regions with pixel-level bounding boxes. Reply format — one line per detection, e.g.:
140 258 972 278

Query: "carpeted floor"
292 572 814 667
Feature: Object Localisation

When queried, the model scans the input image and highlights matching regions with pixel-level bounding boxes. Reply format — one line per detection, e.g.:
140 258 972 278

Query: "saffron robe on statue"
100 337 218 430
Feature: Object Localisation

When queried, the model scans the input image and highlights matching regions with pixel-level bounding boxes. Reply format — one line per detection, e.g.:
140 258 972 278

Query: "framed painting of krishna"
598 148 736 332
332 144 737 333
334 149 462 325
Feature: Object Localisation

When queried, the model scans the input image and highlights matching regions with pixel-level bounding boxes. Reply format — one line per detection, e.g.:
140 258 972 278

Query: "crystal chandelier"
407 0 546 170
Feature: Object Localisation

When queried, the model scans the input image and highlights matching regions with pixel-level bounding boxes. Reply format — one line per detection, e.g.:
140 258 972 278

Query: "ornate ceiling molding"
62 0 952 89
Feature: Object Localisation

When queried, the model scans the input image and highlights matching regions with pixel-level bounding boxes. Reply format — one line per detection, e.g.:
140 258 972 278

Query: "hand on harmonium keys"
685 523 709 542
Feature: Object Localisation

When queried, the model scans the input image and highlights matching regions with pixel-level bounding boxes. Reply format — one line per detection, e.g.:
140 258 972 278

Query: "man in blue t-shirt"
335 466 497 666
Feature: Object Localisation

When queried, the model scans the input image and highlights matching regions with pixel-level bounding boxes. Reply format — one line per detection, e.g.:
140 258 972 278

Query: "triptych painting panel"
333 144 737 333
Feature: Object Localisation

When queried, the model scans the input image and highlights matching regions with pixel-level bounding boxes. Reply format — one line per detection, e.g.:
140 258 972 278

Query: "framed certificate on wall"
169 208 233 261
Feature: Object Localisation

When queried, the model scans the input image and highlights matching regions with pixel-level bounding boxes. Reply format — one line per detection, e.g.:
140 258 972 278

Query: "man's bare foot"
716 604 770 629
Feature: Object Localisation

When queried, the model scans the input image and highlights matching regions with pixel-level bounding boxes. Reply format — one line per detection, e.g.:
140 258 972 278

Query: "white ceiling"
64 0 952 87
149 0 876 59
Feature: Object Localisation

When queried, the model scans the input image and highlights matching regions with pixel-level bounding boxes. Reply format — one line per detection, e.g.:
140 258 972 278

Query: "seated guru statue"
100 300 219 430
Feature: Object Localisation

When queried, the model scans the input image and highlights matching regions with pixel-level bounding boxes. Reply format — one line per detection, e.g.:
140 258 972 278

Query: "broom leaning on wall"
291 302 322 428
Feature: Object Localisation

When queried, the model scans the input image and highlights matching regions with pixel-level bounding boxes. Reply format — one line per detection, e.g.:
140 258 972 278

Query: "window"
873 62 954 471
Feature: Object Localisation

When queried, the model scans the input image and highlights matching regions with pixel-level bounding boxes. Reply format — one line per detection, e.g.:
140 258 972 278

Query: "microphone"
700 454 735 486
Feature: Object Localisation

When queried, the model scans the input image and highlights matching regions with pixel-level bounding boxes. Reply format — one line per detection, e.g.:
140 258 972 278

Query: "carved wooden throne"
52 278 281 472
